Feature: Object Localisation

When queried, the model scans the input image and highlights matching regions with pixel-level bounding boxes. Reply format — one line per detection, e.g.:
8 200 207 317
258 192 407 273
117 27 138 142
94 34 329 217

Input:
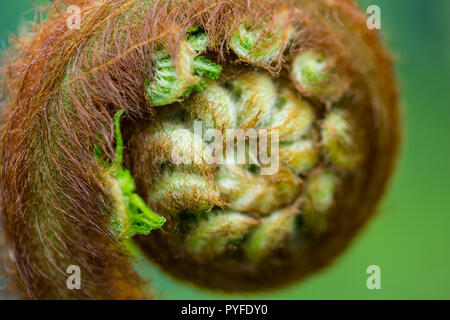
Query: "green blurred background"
1 0 449 299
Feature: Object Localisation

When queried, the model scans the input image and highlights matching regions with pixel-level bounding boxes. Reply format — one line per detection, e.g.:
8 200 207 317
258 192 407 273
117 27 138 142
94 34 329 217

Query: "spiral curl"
0 0 400 299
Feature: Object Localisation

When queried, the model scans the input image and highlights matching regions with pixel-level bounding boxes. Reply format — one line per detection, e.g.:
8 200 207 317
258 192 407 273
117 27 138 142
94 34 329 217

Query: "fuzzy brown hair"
0 0 400 299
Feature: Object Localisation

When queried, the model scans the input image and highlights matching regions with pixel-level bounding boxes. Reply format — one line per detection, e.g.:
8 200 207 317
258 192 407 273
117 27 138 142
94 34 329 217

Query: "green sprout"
229 13 294 66
186 25 209 53
192 56 222 80
100 110 166 239
145 27 222 107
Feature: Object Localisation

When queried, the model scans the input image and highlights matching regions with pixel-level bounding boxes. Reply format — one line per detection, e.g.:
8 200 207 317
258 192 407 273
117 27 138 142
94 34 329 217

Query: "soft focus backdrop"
1 0 449 299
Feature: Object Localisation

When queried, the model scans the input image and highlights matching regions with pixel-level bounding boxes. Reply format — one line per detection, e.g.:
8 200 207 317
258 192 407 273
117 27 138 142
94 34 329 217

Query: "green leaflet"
182 79 208 98
145 28 222 107
192 56 222 80
186 26 209 53
145 53 183 107
99 110 166 239
183 57 221 97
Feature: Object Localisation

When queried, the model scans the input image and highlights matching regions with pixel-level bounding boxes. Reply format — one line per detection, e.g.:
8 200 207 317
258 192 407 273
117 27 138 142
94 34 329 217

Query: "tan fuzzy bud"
245 206 299 263
187 211 258 258
233 71 277 128
303 170 338 233
279 140 319 175
147 169 222 215
291 49 350 103
251 167 303 215
184 81 237 131
215 162 265 213
229 11 294 67
322 109 359 168
145 120 214 171
269 87 316 142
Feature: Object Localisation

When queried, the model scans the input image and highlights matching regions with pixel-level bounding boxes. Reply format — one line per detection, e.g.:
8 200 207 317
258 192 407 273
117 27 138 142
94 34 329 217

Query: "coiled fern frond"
0 0 400 299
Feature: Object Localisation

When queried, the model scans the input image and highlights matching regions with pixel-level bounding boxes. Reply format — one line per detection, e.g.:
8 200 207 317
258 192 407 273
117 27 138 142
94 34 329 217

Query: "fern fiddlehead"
0 0 400 299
